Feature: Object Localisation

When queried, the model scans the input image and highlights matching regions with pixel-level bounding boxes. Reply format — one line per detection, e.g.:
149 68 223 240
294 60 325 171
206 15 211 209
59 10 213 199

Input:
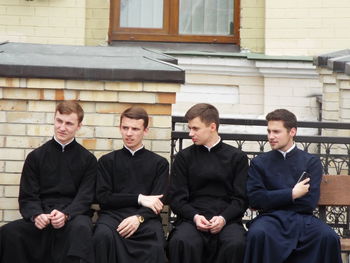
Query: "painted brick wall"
0 0 86 45
0 77 180 225
316 69 350 175
264 0 350 56
240 0 265 53
85 0 109 46
173 56 322 121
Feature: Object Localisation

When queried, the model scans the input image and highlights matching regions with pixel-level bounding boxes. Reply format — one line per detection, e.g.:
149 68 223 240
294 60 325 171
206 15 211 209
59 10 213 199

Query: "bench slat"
319 175 350 206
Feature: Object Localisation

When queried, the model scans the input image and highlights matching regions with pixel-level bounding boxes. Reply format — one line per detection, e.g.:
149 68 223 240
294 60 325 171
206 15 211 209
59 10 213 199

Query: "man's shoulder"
142 148 168 164
251 150 274 163
294 148 320 163
27 139 53 156
98 150 118 162
74 140 95 156
220 141 245 155
177 144 196 156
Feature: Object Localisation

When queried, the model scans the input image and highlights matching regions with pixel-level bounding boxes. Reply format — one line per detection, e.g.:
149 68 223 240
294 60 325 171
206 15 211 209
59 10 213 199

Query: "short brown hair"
185 103 219 130
120 106 149 128
266 109 297 131
55 101 84 123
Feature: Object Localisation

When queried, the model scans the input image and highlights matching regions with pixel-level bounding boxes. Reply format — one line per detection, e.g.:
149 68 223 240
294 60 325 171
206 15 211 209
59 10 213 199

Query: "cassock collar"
276 144 298 159
204 136 221 152
199 138 223 152
122 145 145 156
52 137 77 152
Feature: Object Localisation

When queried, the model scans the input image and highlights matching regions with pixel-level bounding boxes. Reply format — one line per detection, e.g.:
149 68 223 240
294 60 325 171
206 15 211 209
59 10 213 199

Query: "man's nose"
126 128 132 135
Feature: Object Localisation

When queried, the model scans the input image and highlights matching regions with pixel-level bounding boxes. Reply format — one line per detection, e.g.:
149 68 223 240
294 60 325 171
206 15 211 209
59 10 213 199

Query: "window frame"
108 0 240 44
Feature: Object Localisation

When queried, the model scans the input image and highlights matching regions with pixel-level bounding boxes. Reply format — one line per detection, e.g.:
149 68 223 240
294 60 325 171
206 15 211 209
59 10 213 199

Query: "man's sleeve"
168 152 198 221
247 159 293 211
293 155 323 210
96 155 139 210
19 152 44 221
62 153 97 218
221 152 249 222
137 157 169 220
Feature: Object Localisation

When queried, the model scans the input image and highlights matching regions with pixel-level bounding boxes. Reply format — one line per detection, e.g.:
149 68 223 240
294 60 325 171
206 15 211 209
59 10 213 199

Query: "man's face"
54 111 81 145
188 117 215 146
267 120 296 152
120 117 147 151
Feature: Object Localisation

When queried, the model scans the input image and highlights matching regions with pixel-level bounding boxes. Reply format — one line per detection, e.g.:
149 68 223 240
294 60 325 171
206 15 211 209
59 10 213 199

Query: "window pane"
120 0 163 28
179 0 234 35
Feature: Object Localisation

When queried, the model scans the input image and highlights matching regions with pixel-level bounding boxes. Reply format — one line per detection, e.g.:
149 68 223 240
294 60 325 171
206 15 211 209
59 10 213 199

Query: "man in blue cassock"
244 109 342 263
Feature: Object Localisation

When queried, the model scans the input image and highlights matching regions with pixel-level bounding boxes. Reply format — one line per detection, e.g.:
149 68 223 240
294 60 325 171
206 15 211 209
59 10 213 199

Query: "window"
109 0 240 44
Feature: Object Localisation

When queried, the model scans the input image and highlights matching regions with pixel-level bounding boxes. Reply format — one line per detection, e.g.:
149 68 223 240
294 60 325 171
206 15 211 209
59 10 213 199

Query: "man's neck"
204 135 221 151
278 143 296 158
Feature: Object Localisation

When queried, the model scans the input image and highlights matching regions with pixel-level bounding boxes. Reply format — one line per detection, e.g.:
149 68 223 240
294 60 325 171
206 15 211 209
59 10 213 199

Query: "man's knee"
67 216 93 233
247 224 269 241
221 236 245 252
1 219 34 239
93 224 114 245
318 225 340 244
169 228 202 249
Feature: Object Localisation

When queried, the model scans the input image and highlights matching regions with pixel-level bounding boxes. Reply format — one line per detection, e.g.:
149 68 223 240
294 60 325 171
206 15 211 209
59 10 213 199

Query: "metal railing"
170 116 350 237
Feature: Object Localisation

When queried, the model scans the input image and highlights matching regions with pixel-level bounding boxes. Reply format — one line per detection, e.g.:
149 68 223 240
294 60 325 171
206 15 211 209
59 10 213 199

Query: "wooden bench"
319 175 350 253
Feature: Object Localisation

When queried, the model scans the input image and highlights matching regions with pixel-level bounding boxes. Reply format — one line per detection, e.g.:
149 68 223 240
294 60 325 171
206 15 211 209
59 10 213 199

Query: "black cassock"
93 147 169 263
244 147 342 263
0 139 97 263
167 141 249 263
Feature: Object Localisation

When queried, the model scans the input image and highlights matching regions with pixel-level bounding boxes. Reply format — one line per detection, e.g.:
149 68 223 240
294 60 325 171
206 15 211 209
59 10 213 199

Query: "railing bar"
172 116 350 129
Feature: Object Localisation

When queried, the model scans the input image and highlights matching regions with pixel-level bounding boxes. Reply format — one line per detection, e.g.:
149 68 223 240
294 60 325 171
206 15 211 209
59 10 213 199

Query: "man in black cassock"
244 109 342 263
93 106 169 263
167 103 249 263
0 101 97 263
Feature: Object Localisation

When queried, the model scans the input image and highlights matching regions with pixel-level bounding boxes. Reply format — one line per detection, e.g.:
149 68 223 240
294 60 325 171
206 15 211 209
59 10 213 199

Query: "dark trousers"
93 215 166 263
168 221 246 263
0 215 94 263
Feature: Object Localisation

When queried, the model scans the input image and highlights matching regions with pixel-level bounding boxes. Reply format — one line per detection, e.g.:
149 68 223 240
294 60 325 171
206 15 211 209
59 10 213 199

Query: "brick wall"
173 55 322 120
0 77 180 225
264 0 350 56
240 0 265 53
85 0 109 46
0 0 86 45
318 69 350 124
316 68 350 175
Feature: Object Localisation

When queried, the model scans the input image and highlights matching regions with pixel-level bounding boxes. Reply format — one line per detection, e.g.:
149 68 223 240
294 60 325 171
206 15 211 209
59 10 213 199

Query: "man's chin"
269 144 278 150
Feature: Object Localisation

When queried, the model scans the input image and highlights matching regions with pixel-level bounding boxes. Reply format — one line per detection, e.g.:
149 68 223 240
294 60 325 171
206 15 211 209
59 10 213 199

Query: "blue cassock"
244 146 342 263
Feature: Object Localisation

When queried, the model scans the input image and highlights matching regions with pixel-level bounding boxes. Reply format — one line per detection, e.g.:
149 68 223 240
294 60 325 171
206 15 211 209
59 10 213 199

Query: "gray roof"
0 41 185 83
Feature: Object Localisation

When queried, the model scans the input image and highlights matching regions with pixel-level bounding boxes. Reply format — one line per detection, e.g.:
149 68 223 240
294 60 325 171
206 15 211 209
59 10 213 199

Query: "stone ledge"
314 49 350 76
0 42 185 83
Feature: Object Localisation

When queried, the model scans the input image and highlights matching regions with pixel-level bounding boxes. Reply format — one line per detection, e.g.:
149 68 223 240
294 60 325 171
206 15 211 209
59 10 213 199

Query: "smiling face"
120 117 148 151
54 111 81 145
267 120 296 152
188 117 218 147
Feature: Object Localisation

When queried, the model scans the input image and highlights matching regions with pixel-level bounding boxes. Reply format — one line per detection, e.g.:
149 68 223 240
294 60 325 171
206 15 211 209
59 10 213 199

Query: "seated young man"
168 103 249 263
244 109 342 263
93 106 169 263
0 101 97 263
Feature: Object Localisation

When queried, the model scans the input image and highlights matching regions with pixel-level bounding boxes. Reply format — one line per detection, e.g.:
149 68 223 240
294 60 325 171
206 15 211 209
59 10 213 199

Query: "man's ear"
209 122 217 132
290 127 297 137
